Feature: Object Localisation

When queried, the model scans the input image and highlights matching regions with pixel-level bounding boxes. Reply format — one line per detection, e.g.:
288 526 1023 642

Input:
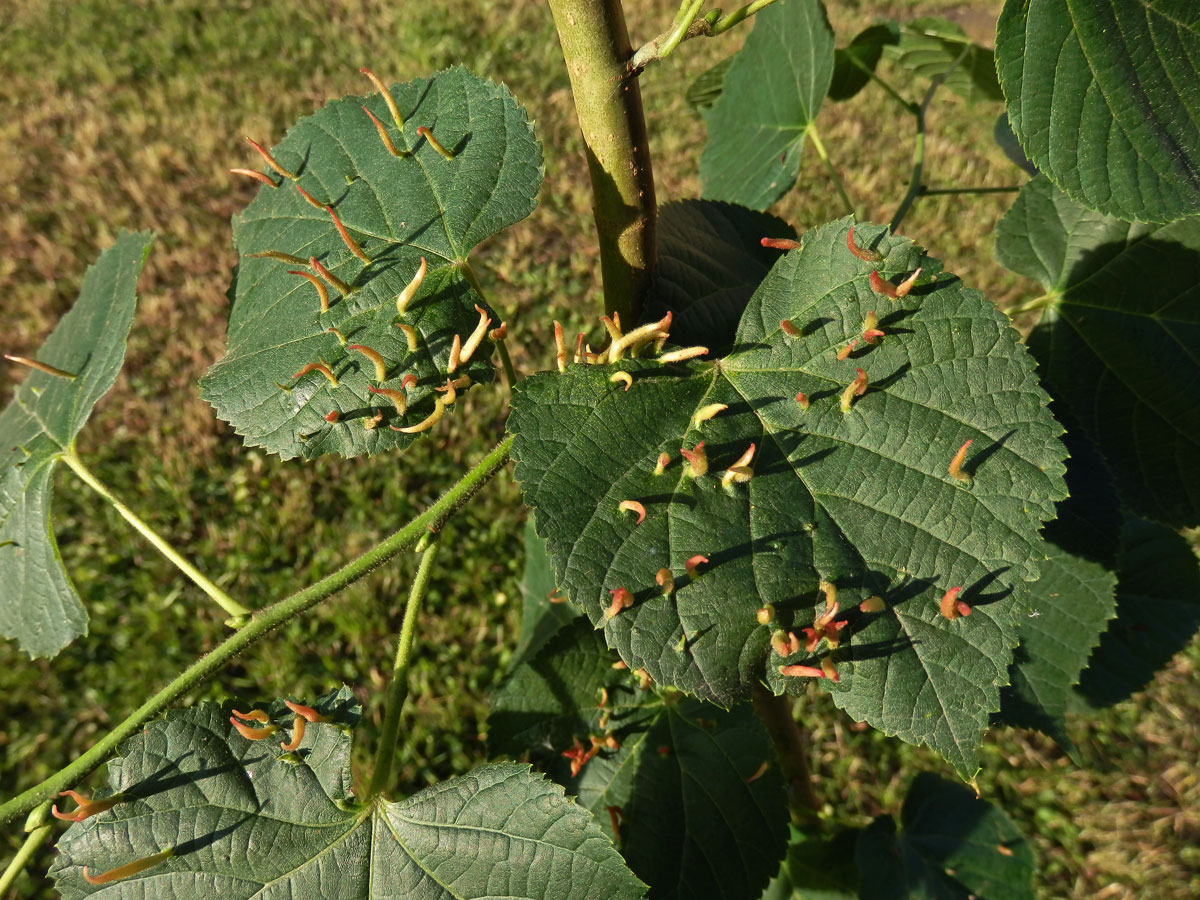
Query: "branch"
0 436 514 827
629 0 783 74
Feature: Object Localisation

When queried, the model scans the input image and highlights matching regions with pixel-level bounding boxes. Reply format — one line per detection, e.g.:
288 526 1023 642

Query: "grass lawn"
1 1 1196 897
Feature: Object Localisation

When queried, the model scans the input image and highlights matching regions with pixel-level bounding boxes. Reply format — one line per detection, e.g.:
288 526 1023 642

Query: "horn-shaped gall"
245 137 297 179
326 326 347 345
361 105 402 157
607 312 673 360
368 384 407 414
795 391 810 409
761 237 800 251
396 323 418 351
658 345 708 364
821 658 840 682
390 398 445 433
654 452 670 475
605 587 635 620
293 362 338 387
395 257 427 315
347 344 388 381
4 355 76 380
324 410 340 423
231 708 269 722
836 339 859 361
82 848 175 885
846 225 882 263
721 443 756 488
325 206 371 264
771 633 791 657
230 167 278 188
745 761 770 783
685 554 708 578
229 716 278 740
52 790 124 823
780 319 802 337
288 271 330 312
939 586 971 620
280 716 306 751
692 403 727 428
656 568 675 595
862 310 884 344
756 605 775 625
618 500 646 525
840 368 867 413
948 439 973 483
554 321 567 372
780 664 825 679
459 305 492 365
360 67 404 131
416 126 455 160
447 334 462 373
310 257 353 296
859 595 886 613
294 183 324 209
610 371 633 391
680 441 708 477
248 250 308 265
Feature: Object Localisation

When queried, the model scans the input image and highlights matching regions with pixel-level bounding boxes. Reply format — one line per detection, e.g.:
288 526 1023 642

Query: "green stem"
707 0 782 35
0 436 514 827
366 534 441 800
548 0 656 323
890 47 969 233
60 449 250 620
1007 290 1059 317
0 805 52 895
919 185 1022 196
495 340 518 389
630 0 783 70
806 124 855 218
847 55 915 112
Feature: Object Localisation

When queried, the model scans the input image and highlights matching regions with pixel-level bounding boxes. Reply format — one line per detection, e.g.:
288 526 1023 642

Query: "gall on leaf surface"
490 618 788 900
50 687 646 900
0 231 154 658
996 0 1200 223
509 218 1067 778
200 67 543 460
996 174 1200 528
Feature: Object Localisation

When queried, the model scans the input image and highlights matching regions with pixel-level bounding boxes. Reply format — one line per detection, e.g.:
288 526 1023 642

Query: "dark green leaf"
761 826 858 900
0 231 153 658
998 544 1117 748
856 774 1034 900
515 518 581 666
996 0 1200 222
509 217 1067 777
996 175 1200 527
200 67 543 460
490 620 788 900
993 114 1037 176
642 200 796 356
1076 516 1200 708
829 22 900 103
699 0 835 210
51 688 645 899
883 17 1002 105
687 56 734 114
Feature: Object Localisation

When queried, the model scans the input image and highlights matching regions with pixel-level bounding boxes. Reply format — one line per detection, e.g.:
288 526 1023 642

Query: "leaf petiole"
60 449 251 620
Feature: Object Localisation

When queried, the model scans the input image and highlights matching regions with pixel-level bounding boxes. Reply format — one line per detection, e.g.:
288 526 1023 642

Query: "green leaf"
992 114 1037 177
642 200 796 356
829 22 900 103
0 230 154 658
883 17 1002 105
699 0 835 210
200 67 543 460
995 175 1200 527
996 0 1200 223
51 687 645 899
515 518 581 666
509 217 1067 777
998 544 1117 749
856 774 1034 900
761 826 858 900
1076 515 1200 709
686 56 734 114
489 620 789 900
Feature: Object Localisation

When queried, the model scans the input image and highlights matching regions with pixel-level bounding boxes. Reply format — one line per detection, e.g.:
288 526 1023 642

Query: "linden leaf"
996 0 1200 222
0 231 154 658
509 218 1066 777
200 67 543 460
50 688 645 899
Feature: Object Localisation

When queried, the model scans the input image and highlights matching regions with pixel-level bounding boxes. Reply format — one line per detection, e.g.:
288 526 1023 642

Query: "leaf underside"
0 231 154 658
489 618 788 900
996 0 1200 223
699 0 835 210
50 688 646 900
200 66 543 460
883 17 1003 105
509 217 1067 777
996 175 1200 528
829 22 900 103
